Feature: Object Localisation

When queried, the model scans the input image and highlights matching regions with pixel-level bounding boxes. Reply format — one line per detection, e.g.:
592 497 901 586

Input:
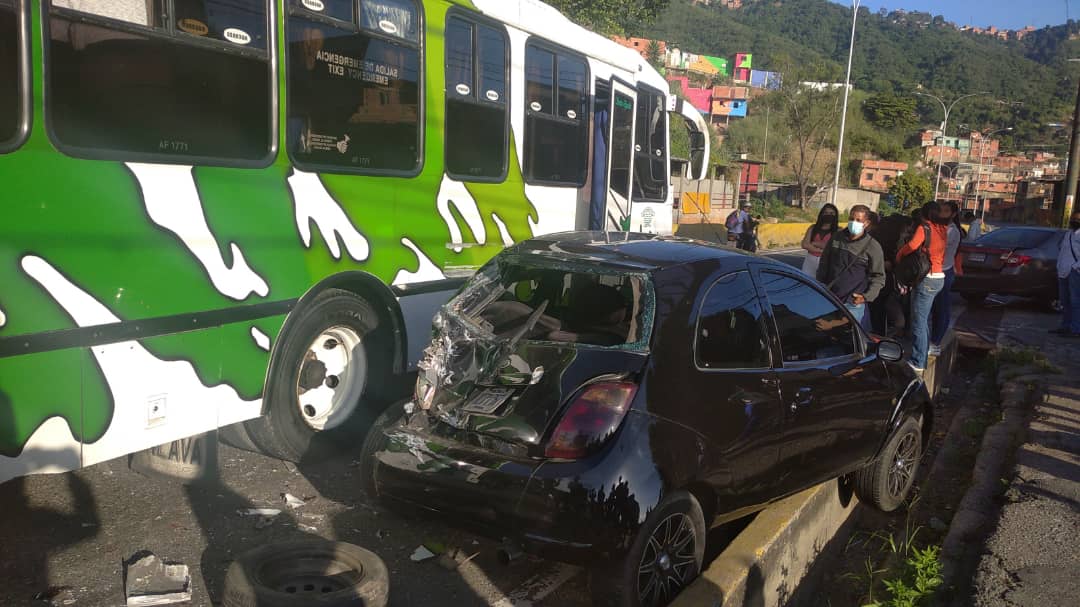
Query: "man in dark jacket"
817 205 885 325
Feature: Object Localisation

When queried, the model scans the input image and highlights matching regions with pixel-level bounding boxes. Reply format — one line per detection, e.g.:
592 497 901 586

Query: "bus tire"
248 288 392 463
129 431 219 485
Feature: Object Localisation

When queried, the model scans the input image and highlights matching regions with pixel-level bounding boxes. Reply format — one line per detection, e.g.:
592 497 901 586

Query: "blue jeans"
846 303 866 325
931 268 956 345
1062 270 1080 334
911 275 945 369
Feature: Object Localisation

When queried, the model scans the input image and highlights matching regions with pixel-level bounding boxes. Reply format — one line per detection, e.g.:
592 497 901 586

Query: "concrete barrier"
673 481 857 607
674 223 814 250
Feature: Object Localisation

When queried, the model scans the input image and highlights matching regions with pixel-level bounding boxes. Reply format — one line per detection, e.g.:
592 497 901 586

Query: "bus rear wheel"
247 288 391 463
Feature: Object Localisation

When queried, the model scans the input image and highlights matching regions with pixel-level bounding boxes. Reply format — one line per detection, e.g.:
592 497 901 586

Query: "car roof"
986 225 1065 232
510 231 755 273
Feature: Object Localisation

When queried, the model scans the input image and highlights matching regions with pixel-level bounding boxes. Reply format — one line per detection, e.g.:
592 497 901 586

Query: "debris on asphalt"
282 461 299 474
299 524 319 533
32 586 76 604
238 508 281 517
376 529 390 540
254 516 275 530
437 548 480 571
282 493 306 509
301 512 326 522
410 546 436 562
123 552 191 606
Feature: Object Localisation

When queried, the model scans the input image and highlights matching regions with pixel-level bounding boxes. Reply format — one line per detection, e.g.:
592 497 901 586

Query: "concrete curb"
938 363 1043 586
672 482 856 607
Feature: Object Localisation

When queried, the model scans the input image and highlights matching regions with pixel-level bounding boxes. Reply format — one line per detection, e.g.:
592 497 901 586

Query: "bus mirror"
689 132 707 180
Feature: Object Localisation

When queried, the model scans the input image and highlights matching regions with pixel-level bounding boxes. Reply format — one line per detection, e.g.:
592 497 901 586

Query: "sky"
828 0 1073 30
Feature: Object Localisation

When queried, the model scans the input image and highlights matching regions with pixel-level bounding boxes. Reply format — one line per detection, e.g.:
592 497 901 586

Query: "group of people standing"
802 201 966 374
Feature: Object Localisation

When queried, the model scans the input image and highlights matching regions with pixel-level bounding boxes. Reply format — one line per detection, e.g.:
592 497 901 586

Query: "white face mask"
849 220 865 236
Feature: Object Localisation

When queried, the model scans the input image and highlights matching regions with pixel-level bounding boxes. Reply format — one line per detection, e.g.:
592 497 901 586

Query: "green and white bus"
0 0 709 483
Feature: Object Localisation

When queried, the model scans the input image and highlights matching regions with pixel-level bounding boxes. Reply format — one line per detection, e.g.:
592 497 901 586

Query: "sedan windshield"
449 258 653 348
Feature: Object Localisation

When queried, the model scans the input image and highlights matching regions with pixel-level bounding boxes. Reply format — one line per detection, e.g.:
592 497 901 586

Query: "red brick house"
859 159 908 192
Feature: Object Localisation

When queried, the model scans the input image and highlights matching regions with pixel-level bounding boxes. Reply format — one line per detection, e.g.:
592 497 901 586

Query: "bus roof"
467 0 669 94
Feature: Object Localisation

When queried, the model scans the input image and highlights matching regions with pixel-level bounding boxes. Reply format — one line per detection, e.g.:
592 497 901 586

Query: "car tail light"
1001 253 1032 267
544 381 638 459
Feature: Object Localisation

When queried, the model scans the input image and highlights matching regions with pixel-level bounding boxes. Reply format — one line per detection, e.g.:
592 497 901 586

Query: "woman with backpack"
801 203 839 277
895 201 951 373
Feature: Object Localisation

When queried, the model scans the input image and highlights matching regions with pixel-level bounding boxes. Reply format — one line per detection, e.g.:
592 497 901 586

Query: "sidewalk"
963 331 1080 605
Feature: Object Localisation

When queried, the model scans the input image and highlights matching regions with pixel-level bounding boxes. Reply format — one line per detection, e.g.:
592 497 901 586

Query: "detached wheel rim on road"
888 432 919 500
296 326 366 431
638 513 698 606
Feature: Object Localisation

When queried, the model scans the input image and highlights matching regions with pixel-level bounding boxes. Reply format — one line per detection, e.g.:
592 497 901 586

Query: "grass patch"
864 545 944 607
984 347 1061 378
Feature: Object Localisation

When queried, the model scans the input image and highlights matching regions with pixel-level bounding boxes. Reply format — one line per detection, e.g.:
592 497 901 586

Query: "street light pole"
831 0 861 206
915 91 988 201
1063 59 1080 227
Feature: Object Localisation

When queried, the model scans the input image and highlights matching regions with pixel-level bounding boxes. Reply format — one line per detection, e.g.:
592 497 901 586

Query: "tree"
777 84 843 208
645 39 663 70
864 94 918 131
546 0 670 36
888 171 933 211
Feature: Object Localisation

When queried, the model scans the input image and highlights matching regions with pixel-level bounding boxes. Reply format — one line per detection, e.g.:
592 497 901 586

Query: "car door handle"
790 387 814 413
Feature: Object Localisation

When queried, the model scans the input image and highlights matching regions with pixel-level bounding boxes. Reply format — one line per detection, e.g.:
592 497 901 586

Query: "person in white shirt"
930 202 965 354
1052 210 1080 337
964 211 983 241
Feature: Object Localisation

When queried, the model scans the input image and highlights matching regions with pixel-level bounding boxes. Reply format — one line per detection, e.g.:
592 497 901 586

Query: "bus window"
524 42 587 186
0 0 22 149
633 87 667 201
444 15 508 181
46 0 272 163
287 0 422 174
360 0 418 42
298 0 354 23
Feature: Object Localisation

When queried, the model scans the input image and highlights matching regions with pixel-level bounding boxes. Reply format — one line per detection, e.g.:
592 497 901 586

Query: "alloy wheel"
637 513 699 606
888 431 919 499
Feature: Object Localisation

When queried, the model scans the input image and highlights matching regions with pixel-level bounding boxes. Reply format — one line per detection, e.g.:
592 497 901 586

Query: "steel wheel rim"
637 513 698 606
295 326 366 431
888 431 919 499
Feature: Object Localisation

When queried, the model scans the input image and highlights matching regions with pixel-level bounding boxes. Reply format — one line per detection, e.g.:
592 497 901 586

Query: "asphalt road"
0 246 1063 607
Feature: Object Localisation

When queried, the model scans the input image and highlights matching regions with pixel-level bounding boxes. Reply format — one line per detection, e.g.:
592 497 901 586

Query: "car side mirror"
875 339 904 363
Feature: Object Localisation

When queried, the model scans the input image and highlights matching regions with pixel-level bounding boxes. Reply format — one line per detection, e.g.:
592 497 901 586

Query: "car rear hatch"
413 256 654 454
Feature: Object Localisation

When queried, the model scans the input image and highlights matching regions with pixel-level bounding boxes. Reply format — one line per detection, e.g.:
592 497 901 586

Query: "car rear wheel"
853 416 922 512
592 491 706 607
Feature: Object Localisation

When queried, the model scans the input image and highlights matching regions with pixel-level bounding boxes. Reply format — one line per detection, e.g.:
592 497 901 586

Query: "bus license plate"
967 253 986 263
463 387 513 414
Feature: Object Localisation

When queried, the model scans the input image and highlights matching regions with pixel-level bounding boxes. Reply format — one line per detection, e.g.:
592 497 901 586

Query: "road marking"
457 559 581 607
493 563 582 607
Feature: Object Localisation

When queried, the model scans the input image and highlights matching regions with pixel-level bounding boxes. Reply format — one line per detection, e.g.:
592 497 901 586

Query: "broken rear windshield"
449 257 654 348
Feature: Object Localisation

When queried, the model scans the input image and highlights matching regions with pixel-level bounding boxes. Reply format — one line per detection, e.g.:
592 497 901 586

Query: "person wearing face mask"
1051 210 1080 338
817 205 885 324
801 203 839 277
896 201 950 373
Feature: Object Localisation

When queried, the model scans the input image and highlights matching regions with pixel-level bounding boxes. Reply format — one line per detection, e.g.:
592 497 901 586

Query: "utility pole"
1064 69 1080 226
831 0 861 206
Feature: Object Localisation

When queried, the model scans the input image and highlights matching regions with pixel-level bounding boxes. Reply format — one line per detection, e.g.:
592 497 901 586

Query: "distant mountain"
635 0 1080 149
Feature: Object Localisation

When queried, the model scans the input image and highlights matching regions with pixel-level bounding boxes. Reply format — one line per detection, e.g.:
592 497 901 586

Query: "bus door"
602 79 638 231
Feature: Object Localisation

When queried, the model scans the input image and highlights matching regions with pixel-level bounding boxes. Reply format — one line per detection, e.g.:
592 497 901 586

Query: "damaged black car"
360 232 932 607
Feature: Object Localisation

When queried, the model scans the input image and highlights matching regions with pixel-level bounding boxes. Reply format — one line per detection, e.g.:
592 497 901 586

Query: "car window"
976 229 1055 250
696 271 770 369
760 272 857 363
449 259 652 348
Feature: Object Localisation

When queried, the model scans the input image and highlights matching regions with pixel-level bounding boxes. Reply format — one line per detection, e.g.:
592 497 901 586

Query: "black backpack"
894 224 932 288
